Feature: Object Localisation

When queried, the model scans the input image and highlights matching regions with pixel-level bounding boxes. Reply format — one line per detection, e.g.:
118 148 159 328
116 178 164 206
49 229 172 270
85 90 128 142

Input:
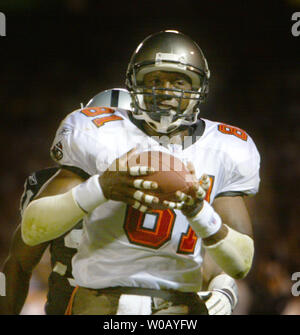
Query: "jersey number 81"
124 176 214 255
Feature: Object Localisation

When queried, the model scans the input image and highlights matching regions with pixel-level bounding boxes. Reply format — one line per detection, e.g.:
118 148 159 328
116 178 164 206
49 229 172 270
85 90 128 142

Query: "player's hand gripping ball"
127 150 194 210
163 162 211 216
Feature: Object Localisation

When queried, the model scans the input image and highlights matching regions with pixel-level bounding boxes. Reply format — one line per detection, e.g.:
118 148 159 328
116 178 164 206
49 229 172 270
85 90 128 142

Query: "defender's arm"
0 225 49 314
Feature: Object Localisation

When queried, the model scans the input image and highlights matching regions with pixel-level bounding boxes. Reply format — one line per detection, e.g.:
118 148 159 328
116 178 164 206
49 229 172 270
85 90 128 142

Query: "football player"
0 88 238 315
21 30 260 315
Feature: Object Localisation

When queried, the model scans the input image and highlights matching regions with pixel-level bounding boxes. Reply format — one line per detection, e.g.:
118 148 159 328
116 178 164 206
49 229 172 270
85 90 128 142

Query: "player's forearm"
21 190 85 246
187 201 254 279
203 225 254 279
0 258 31 314
21 175 106 246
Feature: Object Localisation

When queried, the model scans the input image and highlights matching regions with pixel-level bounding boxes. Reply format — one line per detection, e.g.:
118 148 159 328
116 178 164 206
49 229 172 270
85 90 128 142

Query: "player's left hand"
163 162 210 216
197 290 233 315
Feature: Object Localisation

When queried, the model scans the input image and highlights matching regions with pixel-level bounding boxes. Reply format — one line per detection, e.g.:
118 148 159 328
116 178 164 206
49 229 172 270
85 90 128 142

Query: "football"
128 150 194 209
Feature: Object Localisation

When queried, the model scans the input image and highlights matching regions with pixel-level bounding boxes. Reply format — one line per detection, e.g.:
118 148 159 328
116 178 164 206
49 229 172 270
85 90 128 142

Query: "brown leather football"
128 150 194 209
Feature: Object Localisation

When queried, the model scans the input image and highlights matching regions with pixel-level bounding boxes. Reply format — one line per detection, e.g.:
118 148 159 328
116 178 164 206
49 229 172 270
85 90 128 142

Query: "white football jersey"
50 106 260 292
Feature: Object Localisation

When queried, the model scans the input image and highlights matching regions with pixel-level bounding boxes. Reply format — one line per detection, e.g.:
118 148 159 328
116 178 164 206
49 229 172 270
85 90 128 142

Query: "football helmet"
86 88 133 110
126 30 210 133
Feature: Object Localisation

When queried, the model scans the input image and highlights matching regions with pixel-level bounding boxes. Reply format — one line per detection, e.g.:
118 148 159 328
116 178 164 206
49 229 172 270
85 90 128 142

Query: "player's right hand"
99 148 162 212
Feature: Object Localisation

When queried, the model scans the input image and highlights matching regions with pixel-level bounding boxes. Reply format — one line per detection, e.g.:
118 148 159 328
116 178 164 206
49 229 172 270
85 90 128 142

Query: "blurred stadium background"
0 0 299 315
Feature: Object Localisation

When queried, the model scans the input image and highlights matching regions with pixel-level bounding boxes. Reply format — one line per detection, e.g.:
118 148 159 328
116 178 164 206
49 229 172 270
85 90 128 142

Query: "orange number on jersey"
81 107 114 117
124 175 214 254
124 207 176 249
177 175 214 254
93 115 123 127
177 226 197 254
81 107 122 128
218 124 248 141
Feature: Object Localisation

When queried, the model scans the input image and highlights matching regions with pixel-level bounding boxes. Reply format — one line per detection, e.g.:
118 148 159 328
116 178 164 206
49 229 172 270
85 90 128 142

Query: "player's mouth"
157 99 178 109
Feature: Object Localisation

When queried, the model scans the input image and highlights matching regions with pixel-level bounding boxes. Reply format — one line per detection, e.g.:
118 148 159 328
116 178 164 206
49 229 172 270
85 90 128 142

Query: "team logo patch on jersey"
28 173 37 186
51 141 64 161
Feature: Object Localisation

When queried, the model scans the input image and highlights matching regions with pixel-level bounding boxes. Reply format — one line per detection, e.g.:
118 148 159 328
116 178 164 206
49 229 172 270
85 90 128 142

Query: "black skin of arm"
202 195 253 246
0 225 49 314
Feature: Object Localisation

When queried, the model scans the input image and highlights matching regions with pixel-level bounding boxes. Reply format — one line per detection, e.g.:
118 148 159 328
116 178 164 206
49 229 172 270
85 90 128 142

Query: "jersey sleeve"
217 135 261 197
50 111 117 176
50 125 96 174
19 168 60 216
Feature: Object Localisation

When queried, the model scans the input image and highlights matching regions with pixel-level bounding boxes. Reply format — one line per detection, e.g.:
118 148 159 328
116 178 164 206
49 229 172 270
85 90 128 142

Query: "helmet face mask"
126 30 210 134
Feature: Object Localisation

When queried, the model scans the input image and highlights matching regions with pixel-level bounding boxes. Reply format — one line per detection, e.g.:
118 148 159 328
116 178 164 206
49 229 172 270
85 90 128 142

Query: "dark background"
0 0 299 314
